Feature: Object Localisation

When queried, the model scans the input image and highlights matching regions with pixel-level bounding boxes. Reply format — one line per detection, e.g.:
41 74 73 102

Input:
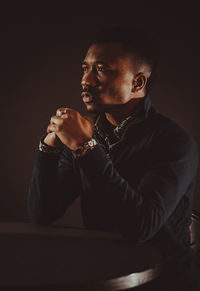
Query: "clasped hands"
44 108 95 151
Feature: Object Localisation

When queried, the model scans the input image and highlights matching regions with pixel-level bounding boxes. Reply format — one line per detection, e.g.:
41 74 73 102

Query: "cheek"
121 82 132 96
107 87 122 102
106 79 132 103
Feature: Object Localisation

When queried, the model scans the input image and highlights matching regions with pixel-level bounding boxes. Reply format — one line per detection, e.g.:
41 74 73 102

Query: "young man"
28 28 199 290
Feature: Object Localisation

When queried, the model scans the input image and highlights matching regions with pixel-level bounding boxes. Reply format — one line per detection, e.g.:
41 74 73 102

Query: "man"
28 27 199 290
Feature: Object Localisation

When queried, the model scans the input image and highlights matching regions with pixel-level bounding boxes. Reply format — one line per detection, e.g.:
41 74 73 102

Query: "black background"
0 1 199 226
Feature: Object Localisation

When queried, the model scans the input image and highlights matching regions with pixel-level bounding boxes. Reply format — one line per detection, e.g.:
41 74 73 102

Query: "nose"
81 70 98 88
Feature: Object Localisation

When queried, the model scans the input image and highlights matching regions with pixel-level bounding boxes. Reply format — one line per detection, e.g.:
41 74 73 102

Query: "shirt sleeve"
28 146 81 225
77 127 199 242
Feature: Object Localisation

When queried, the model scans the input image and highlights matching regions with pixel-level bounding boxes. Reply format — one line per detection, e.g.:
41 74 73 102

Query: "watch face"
88 141 93 146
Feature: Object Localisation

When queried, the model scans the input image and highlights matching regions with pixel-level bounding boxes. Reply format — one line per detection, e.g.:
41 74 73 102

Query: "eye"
82 66 89 72
97 66 105 72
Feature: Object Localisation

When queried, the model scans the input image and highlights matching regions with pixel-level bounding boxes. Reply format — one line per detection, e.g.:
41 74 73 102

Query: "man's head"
81 27 157 114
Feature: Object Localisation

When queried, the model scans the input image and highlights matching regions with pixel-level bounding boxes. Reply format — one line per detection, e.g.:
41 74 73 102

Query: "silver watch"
72 138 97 158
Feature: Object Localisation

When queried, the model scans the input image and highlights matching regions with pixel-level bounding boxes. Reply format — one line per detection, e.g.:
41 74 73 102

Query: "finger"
56 107 67 117
56 107 72 117
47 126 51 133
50 115 63 125
59 112 71 119
47 124 58 133
47 127 57 135
47 125 57 133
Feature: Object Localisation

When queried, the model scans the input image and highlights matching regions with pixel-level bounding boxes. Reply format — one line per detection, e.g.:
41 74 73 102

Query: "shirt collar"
94 94 153 142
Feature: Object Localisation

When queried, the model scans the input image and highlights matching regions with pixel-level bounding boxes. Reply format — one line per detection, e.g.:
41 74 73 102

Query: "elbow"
27 201 54 227
118 206 165 243
27 189 55 227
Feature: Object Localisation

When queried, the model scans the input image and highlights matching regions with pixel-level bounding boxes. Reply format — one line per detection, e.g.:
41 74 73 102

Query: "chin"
84 103 101 114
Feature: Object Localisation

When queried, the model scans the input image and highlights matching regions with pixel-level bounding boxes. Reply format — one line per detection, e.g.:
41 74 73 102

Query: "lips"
82 92 95 103
83 95 94 103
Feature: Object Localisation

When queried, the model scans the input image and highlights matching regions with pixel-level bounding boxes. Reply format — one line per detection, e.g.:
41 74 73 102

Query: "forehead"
84 43 132 65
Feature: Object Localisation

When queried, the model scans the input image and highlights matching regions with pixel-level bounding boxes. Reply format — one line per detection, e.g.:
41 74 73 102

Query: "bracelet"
38 137 63 154
72 138 97 158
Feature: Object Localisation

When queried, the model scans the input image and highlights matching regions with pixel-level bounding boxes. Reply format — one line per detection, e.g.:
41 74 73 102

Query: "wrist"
39 136 63 154
72 138 97 158
44 133 64 149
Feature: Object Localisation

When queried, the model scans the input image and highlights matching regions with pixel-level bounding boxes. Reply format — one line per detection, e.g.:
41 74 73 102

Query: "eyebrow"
82 61 109 66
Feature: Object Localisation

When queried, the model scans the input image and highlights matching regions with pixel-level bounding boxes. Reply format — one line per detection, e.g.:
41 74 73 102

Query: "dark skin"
45 42 151 150
81 43 150 126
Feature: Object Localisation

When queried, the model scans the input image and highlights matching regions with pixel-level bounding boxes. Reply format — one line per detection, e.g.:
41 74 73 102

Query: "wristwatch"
72 138 97 158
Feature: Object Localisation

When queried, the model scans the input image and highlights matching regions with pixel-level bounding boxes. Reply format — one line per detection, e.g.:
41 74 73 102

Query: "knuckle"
57 108 66 116
50 115 56 122
59 118 64 125
56 107 63 113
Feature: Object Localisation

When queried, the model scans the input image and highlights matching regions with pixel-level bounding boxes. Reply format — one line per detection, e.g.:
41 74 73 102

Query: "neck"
105 97 144 127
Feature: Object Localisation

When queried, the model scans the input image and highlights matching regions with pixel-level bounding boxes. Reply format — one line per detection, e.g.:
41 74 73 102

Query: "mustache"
81 88 98 97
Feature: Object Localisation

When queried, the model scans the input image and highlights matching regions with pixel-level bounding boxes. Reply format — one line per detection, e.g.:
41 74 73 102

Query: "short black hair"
87 26 159 93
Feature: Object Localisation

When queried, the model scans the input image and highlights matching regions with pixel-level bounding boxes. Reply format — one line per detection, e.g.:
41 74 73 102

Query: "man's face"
81 43 135 113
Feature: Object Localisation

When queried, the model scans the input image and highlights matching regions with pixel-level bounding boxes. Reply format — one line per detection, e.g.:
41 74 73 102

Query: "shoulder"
149 111 198 162
153 112 196 144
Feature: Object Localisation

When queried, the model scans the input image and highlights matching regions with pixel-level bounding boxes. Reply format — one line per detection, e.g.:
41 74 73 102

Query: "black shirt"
28 94 198 257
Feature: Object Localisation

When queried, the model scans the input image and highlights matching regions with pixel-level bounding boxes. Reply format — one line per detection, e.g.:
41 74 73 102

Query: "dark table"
0 223 162 290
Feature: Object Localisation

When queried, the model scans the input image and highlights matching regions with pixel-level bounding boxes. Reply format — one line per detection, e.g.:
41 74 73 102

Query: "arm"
77 128 198 242
28 145 81 226
28 106 94 226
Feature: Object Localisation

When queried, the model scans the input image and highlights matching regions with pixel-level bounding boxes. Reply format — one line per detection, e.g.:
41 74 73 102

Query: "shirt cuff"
38 136 63 154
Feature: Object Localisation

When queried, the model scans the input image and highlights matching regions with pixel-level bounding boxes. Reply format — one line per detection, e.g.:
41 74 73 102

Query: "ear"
131 73 147 92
